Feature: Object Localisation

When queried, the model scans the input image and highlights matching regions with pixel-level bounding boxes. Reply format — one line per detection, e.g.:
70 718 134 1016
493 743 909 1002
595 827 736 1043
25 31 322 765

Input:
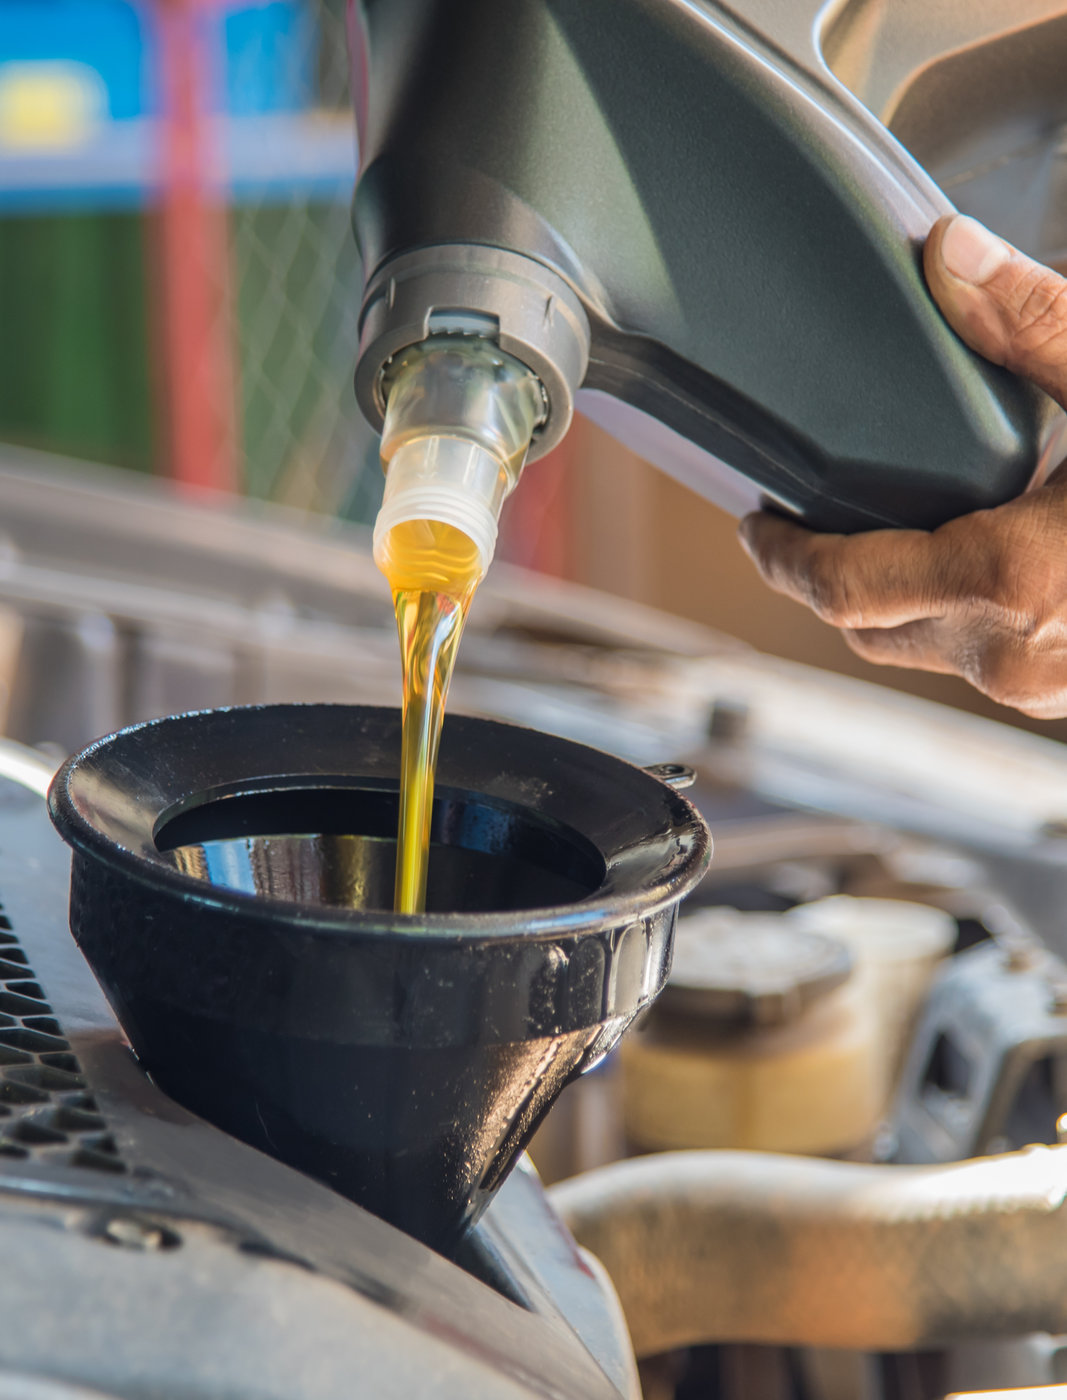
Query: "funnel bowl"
49 704 709 1250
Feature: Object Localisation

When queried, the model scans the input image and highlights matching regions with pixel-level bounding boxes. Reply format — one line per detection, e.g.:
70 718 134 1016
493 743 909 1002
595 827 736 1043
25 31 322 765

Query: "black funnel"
48 705 709 1251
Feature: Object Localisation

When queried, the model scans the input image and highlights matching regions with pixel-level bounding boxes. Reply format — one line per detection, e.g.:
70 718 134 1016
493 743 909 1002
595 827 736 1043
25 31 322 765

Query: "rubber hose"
548 1146 1067 1355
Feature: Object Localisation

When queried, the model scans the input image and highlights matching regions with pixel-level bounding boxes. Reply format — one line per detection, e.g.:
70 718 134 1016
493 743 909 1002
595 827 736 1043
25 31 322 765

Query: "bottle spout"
372 336 546 578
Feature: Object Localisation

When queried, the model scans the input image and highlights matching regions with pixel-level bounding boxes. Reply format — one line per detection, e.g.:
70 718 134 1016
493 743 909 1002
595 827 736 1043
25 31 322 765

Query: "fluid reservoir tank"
621 908 885 1157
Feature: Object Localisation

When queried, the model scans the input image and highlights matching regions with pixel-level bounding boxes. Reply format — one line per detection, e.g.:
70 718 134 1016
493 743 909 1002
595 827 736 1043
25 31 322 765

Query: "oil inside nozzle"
372 337 545 914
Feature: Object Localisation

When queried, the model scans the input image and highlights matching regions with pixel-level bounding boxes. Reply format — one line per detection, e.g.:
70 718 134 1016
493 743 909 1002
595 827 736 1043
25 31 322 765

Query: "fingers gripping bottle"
372 336 545 914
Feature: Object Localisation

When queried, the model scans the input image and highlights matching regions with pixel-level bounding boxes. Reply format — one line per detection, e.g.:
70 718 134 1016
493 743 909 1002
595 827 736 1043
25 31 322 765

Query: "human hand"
738 214 1067 718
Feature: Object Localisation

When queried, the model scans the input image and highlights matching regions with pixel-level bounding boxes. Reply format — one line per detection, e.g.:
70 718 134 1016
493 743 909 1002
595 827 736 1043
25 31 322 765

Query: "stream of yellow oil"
376 518 485 914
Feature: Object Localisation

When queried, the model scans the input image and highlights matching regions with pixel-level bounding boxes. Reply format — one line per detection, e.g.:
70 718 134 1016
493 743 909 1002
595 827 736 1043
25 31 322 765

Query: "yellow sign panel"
0 61 106 150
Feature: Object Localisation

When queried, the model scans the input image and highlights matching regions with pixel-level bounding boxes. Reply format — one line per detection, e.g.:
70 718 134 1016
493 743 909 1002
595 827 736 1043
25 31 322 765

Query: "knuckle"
984 553 1039 625
974 648 1019 708
973 638 1041 711
988 549 1057 638
1006 268 1067 363
805 546 860 627
946 511 1054 631
842 629 893 665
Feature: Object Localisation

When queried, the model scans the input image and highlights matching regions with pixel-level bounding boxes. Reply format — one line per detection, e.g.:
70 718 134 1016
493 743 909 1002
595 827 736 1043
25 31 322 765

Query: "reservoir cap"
664 907 852 1027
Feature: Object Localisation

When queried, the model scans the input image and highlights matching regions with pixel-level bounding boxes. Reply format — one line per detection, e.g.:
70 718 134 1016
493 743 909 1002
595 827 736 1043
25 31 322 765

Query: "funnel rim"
48 702 711 942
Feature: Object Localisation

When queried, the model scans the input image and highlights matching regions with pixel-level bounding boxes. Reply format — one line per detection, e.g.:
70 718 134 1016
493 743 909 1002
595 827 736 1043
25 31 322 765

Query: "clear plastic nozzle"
372 336 546 579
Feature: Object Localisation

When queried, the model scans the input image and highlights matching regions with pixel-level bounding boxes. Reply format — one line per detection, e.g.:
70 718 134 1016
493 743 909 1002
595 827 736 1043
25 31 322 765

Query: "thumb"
924 214 1067 409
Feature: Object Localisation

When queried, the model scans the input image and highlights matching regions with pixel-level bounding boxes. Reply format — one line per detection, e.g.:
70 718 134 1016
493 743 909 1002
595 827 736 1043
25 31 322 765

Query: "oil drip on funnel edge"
48 704 711 1252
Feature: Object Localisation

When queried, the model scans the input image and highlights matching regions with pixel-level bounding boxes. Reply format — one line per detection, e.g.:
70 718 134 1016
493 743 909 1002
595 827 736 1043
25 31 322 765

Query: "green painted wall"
0 212 154 471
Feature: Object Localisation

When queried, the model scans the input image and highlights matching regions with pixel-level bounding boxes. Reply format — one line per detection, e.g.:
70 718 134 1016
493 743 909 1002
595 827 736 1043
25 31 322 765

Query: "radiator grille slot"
0 909 125 1174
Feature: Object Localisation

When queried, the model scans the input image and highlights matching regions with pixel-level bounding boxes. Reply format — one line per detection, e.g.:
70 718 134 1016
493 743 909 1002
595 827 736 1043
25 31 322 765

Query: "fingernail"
939 215 1012 285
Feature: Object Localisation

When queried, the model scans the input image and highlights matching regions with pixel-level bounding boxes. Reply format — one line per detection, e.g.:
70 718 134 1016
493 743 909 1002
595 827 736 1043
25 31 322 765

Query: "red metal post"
153 0 240 494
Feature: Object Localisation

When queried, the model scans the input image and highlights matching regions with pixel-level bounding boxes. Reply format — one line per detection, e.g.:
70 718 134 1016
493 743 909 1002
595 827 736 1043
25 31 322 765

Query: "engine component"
893 938 1067 1164
789 896 956 1092
551 1144 1067 1356
620 908 884 1156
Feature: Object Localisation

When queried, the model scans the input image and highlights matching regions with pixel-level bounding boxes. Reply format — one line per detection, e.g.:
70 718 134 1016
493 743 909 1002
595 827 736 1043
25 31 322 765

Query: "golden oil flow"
373 337 544 913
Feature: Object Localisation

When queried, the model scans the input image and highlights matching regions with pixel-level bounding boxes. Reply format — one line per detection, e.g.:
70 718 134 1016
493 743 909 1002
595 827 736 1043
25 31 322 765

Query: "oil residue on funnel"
376 516 483 913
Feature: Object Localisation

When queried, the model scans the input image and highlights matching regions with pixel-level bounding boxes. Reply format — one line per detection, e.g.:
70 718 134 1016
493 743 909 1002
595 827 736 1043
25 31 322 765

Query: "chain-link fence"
229 0 381 525
0 1 569 546
226 0 579 558
0 2 384 523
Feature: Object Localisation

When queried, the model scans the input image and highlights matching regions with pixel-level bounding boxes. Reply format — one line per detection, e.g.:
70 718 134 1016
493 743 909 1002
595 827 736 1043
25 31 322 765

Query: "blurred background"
1 0 1061 743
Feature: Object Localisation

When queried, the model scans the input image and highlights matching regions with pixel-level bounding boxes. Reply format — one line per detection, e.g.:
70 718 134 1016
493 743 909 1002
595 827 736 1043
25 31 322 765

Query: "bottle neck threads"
372 336 546 577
